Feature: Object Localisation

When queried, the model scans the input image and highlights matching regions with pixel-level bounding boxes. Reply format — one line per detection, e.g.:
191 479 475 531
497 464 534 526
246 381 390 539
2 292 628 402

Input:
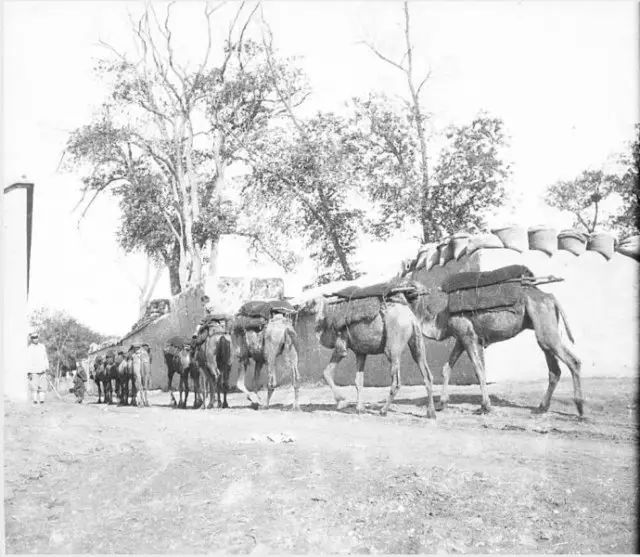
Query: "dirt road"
4 377 637 553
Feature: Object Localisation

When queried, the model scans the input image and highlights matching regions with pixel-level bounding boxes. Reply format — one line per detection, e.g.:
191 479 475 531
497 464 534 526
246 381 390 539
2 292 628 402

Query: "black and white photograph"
1 0 638 553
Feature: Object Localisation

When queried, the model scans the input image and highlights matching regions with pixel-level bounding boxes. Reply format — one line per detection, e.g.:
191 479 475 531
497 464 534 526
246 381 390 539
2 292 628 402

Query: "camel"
92 357 107 403
234 304 300 410
115 349 134 405
408 269 583 416
103 352 120 404
193 319 232 409
307 290 437 419
164 337 201 408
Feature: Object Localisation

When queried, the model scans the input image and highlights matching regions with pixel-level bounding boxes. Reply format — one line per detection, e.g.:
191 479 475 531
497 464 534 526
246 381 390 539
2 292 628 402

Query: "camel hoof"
336 399 349 411
250 402 260 411
291 404 301 412
474 405 492 415
426 408 437 420
533 404 548 415
355 404 365 414
436 400 448 412
575 400 584 417
379 407 388 417
222 402 229 409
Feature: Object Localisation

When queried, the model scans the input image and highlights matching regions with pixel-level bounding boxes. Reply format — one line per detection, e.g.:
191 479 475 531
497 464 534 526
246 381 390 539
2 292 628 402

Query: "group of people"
26 331 88 405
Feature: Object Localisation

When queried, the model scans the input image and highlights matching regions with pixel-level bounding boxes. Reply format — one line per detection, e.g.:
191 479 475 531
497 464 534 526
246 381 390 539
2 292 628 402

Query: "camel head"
408 286 449 341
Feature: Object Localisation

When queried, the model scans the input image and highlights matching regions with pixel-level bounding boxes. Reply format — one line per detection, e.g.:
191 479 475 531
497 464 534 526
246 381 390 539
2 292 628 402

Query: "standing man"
27 332 49 404
193 295 215 337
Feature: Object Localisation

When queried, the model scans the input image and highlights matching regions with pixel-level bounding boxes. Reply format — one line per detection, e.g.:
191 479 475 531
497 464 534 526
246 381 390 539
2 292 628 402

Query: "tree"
545 170 617 233
64 2 306 294
244 112 367 282
359 4 511 242
362 1 434 241
352 95 511 239
429 116 510 234
29 308 107 382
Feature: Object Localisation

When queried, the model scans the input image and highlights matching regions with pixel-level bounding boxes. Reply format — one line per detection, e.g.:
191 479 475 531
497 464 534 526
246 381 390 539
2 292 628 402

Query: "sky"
2 1 638 336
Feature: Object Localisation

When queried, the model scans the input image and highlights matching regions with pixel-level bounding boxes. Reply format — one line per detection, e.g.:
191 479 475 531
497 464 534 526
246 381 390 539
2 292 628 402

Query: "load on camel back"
305 278 438 418
231 299 300 410
407 264 584 417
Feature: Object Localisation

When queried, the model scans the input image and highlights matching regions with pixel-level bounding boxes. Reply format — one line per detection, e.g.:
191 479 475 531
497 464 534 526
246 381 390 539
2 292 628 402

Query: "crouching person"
71 365 88 403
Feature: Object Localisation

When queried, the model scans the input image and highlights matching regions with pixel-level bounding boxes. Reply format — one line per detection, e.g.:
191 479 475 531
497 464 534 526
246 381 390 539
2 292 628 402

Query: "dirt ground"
3 376 638 554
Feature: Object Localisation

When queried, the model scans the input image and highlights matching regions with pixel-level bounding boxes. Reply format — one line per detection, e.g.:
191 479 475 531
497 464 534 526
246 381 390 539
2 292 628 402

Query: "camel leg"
407 325 437 419
556 343 583 416
236 359 259 407
184 369 190 408
323 350 348 410
538 350 562 413
438 339 464 411
290 346 301 412
380 354 401 416
355 353 366 414
528 296 584 416
221 365 230 409
192 366 202 409
455 320 491 413
251 360 265 407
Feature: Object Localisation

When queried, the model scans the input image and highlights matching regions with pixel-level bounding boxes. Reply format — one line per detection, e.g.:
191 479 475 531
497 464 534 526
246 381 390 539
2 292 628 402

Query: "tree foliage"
545 126 639 236
353 95 511 239
64 3 306 294
29 308 107 376
244 112 366 282
545 170 617 233
609 124 640 237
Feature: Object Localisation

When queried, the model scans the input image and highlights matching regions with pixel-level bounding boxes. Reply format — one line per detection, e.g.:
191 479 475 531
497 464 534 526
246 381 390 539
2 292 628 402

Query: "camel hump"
441 265 534 293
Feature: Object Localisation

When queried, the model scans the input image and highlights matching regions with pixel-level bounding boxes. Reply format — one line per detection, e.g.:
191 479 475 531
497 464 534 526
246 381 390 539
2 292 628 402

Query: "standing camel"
408 265 583 416
92 357 106 403
307 284 437 419
164 337 200 408
115 349 134 405
234 301 300 410
192 315 232 409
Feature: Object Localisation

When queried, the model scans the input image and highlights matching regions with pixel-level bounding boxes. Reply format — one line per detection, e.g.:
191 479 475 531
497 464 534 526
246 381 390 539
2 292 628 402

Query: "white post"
2 182 31 402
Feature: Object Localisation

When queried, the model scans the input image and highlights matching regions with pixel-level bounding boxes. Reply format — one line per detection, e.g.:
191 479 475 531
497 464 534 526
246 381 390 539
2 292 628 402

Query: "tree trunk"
168 254 182 295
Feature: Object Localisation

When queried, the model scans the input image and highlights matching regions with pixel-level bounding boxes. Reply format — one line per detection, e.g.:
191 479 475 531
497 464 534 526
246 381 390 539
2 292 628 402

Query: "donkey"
308 295 437 419
409 281 583 416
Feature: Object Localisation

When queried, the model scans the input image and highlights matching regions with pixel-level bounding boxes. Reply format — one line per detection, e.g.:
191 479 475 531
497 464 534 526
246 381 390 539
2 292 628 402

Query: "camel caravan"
88 252 588 420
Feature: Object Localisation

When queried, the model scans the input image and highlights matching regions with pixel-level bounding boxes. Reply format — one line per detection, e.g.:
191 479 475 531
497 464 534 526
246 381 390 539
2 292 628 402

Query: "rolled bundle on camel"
311 279 437 418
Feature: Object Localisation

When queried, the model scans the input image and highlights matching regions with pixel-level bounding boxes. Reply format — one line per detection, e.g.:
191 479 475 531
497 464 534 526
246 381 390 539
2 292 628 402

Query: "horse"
194 321 232 409
164 337 201 408
409 273 583 416
305 293 437 418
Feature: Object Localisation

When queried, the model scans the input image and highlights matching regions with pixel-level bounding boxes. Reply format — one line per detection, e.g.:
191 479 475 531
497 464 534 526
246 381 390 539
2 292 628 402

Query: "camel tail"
555 298 575 344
